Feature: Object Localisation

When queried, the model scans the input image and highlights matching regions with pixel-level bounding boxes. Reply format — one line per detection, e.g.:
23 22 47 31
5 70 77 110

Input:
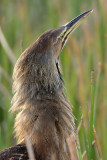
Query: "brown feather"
1 27 75 160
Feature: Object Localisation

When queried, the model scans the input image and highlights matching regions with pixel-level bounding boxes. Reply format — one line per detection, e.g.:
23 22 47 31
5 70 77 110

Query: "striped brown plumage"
0 144 28 160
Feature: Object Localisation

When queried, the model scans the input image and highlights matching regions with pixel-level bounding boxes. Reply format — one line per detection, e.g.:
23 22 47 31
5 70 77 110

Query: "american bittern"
0 10 92 160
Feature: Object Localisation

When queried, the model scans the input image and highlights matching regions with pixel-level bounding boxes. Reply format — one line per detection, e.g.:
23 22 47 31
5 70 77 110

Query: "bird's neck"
11 55 63 111
11 52 75 144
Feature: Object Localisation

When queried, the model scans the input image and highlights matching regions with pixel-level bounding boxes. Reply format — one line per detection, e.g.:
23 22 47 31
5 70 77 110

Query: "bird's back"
0 144 28 160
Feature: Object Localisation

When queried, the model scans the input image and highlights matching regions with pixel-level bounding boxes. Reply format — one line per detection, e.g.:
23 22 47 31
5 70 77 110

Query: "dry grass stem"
82 150 86 159
66 134 78 160
82 140 95 160
20 40 24 52
0 65 12 84
0 83 12 99
25 137 36 160
77 115 83 134
93 126 103 160
0 27 16 65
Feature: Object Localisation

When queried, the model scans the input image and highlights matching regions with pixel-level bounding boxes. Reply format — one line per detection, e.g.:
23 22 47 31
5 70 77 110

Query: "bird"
0 10 92 160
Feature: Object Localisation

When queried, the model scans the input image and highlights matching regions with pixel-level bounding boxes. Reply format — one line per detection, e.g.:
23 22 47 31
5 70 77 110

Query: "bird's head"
35 10 93 63
13 10 93 96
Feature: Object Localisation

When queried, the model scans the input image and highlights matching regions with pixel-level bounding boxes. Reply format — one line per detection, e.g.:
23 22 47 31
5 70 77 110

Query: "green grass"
89 71 95 159
0 0 107 159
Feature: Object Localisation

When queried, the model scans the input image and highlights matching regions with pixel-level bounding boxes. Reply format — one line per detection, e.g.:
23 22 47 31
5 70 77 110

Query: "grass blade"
89 71 95 159
82 114 90 160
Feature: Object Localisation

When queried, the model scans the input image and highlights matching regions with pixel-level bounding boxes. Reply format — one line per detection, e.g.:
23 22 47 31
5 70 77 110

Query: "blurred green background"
0 0 106 159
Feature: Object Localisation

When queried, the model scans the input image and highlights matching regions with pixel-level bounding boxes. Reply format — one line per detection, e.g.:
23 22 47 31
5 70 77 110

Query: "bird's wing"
0 144 29 160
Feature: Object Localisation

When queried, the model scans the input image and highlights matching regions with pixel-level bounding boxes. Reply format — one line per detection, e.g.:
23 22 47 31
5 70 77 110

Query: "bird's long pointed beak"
60 10 93 42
